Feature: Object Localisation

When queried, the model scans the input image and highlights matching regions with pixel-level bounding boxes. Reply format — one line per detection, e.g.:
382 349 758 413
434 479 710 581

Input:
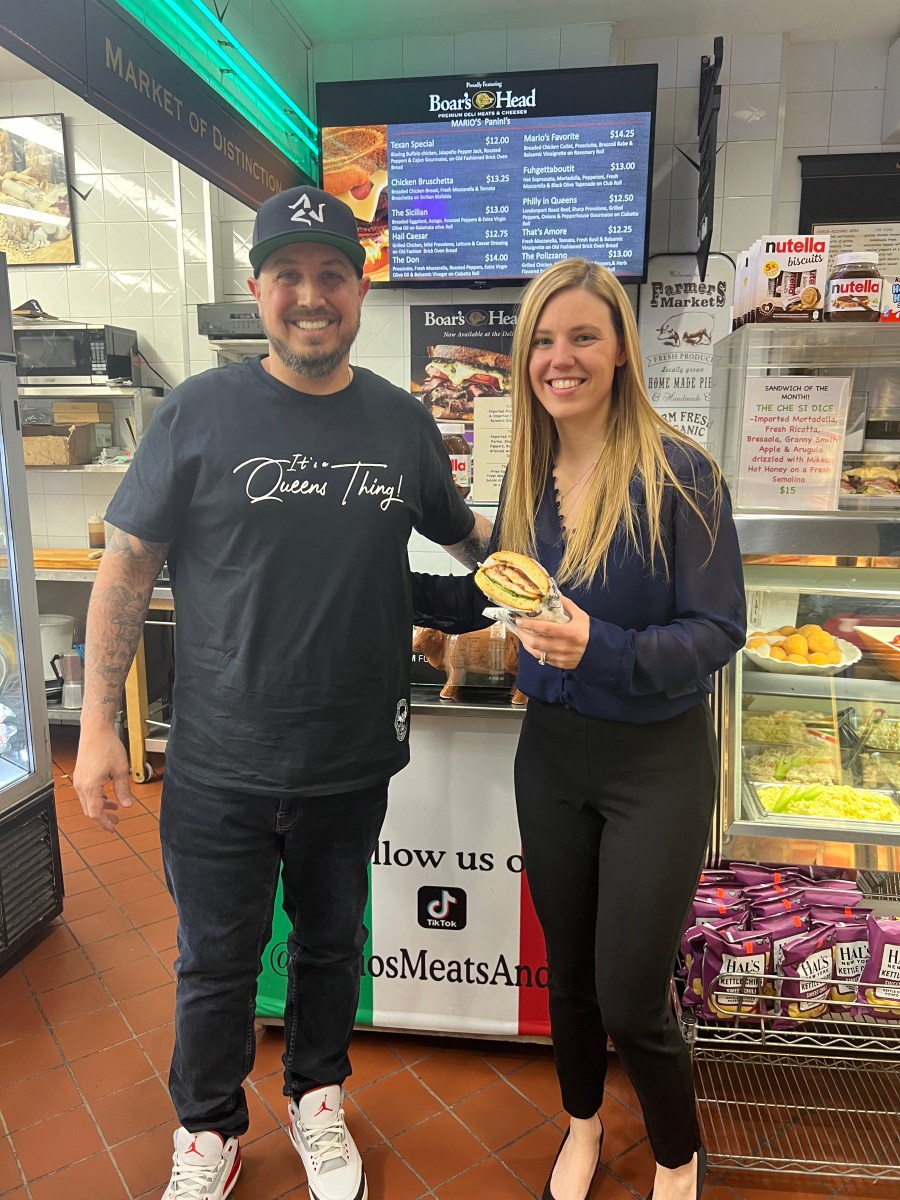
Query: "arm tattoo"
81 529 170 724
441 512 493 570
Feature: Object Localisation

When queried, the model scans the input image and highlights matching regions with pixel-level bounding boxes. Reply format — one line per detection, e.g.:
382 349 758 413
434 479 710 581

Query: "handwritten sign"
735 376 851 510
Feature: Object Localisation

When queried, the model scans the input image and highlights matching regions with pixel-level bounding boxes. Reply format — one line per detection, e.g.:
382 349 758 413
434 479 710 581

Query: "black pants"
160 758 388 1138
514 699 717 1169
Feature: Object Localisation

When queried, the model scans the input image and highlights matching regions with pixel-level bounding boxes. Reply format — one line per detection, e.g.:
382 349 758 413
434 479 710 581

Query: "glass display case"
0 257 60 967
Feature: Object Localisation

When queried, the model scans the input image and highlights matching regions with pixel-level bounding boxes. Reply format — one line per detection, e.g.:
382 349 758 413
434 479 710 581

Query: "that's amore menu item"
317 66 657 284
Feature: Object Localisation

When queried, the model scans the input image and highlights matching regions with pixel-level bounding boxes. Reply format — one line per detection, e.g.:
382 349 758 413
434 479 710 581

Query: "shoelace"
169 1154 224 1199
301 1112 347 1166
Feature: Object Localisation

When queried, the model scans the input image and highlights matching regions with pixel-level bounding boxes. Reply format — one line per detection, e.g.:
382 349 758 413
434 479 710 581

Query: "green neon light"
157 0 318 158
182 0 317 137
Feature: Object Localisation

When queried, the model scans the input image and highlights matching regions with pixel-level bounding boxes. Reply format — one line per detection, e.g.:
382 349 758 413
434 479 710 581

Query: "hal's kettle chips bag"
701 927 771 1020
680 919 739 1007
854 915 900 1019
751 911 809 975
751 894 806 920
831 922 871 1007
698 869 738 887
692 895 749 927
809 905 869 926
776 924 836 1025
730 863 799 888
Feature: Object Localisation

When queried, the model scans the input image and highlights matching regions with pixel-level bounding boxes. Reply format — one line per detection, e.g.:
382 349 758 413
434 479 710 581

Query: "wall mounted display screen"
316 65 657 286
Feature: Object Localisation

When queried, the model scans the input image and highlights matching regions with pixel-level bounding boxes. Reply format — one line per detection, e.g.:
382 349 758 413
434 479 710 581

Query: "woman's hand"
516 595 591 670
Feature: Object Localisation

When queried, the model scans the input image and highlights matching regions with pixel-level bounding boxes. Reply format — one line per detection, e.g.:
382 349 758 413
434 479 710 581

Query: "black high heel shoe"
540 1123 604 1200
646 1144 707 1200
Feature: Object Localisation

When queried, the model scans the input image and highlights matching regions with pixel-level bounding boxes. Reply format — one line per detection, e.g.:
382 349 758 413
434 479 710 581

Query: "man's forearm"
81 529 170 729
442 512 493 570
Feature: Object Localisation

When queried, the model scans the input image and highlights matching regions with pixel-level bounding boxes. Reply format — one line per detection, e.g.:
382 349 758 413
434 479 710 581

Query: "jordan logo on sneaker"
314 1098 333 1117
185 1137 205 1158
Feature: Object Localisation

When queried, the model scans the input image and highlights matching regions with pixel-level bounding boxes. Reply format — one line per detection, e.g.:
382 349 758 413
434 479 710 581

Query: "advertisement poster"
410 303 515 502
813 221 900 277
638 253 735 445
735 375 851 510
0 114 76 265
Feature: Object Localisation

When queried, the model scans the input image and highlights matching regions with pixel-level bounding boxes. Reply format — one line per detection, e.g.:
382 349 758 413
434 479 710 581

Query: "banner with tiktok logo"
257 711 550 1037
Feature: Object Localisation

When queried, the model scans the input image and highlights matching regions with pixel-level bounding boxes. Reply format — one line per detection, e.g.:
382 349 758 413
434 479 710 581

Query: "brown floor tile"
0 968 30 1011
413 1048 500 1106
61 869 102 896
250 1027 287 1081
105 872 167 904
344 1095 383 1155
603 1059 642 1117
394 1110 488 1189
606 1138 656 1196
82 929 153 972
0 1136 23 1194
253 1068 288 1118
506 1057 564 1117
838 1181 900 1199
79 839 136 867
28 1152 129 1200
700 1187 744 1200
114 813 160 837
353 1069 443 1140
127 830 163 855
23 947 94 994
111 1124 174 1198
389 1035 446 1066
0 1030 62 1085
497 1119 564 1194
0 1065 82 1132
19 924 77 963
65 908 133 946
362 1143 429 1200
453 1078 545 1153
481 1044 542 1076
126 892 176 929
54 1006 133 1061
69 1038 154 1100
61 887 118 923
37 975 111 1025
243 1086 281 1146
0 999 49 1046
138 1023 175 1074
90 1076 174 1145
67 827 116 851
232 1128 307 1199
435 1155 534 1199
141 915 179 953
12 1107 104 1180
92 855 151 885
722 1172 841 1198
118 982 175 1034
598 1094 647 1163
101 955 171 1001
140 849 164 872
346 1034 404 1090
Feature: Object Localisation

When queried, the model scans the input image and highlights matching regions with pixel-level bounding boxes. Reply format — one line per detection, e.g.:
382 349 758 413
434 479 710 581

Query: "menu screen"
317 65 657 285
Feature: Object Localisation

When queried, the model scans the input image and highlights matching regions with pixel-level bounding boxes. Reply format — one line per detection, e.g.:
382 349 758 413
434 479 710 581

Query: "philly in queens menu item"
317 65 657 284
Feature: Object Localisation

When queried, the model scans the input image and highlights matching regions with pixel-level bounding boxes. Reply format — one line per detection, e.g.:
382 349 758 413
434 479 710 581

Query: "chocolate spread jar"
825 252 882 321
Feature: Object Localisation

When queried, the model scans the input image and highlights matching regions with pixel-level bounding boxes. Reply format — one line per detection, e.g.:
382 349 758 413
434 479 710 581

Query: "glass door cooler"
0 254 61 968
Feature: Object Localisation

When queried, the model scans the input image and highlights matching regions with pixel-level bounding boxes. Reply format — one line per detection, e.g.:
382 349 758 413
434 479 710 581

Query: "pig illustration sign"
638 253 734 446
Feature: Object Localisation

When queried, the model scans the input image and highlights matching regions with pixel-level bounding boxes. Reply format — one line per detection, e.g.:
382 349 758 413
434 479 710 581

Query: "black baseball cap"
249 185 366 276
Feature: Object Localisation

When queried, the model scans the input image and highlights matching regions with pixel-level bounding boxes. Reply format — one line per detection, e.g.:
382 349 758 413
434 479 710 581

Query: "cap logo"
288 194 326 226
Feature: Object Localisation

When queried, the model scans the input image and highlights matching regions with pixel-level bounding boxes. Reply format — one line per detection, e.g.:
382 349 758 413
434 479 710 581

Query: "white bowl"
742 633 861 676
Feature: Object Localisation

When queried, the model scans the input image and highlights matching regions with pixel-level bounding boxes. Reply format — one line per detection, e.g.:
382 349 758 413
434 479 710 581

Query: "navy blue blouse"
412 443 747 724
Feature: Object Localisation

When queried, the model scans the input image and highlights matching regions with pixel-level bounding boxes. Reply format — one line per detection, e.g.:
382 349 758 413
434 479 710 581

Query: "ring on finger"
538 650 547 666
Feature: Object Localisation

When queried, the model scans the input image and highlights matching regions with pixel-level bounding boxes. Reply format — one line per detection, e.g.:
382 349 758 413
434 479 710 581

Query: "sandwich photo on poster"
410 304 515 424
0 114 77 266
321 125 389 281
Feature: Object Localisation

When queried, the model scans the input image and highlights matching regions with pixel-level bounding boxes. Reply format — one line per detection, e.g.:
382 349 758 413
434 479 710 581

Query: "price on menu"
610 128 635 139
486 174 510 184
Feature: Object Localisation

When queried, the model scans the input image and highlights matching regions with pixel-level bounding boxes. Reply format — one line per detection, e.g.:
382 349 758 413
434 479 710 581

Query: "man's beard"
266 318 359 380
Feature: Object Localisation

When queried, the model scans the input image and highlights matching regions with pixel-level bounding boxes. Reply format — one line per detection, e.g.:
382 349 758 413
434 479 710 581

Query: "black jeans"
159 759 388 1138
514 699 717 1170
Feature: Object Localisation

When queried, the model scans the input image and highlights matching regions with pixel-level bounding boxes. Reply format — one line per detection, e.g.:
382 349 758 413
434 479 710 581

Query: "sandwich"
321 125 389 278
475 552 550 614
419 345 512 420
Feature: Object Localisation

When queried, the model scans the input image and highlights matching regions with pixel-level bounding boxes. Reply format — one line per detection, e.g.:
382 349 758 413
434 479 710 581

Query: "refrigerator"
0 253 62 968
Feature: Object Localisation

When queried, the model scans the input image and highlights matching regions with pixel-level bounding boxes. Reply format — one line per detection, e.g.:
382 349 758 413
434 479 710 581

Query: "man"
73 185 491 1200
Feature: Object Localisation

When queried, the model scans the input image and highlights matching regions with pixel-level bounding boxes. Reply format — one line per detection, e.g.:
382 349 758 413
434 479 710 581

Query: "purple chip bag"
730 863 799 888
814 878 861 891
742 880 804 901
801 886 862 908
695 884 744 904
698 869 739 887
776 924 836 1026
831 923 870 1008
680 919 739 1007
751 911 810 974
701 927 771 1020
692 895 749 927
854 915 900 1020
751 894 807 920
808 905 870 925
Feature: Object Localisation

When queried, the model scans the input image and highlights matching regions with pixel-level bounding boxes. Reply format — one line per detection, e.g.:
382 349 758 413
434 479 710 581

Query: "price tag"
734 376 851 510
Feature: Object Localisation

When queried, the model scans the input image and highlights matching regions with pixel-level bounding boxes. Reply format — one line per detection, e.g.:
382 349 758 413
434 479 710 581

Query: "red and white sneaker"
161 1128 241 1199
288 1085 366 1200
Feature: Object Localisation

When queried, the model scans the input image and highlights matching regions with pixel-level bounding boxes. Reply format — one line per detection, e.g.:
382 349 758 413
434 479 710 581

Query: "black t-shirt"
106 358 473 795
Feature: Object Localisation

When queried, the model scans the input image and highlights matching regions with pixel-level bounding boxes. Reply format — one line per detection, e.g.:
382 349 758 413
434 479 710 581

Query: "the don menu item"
735 376 851 510
317 66 657 284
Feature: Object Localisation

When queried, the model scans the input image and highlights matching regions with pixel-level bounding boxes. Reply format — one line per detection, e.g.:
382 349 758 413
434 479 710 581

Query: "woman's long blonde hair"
498 258 723 587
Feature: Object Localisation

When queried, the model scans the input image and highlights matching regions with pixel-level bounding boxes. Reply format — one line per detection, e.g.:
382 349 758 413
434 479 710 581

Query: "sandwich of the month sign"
638 253 734 445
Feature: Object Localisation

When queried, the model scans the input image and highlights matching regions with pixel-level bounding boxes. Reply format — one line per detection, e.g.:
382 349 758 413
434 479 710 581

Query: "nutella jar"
825 252 882 321
437 422 472 499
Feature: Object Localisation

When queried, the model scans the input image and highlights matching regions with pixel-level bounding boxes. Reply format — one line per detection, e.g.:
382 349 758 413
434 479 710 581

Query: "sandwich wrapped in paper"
475 552 569 629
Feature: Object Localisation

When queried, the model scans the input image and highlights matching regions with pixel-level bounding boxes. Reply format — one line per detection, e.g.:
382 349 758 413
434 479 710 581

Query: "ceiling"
283 0 900 44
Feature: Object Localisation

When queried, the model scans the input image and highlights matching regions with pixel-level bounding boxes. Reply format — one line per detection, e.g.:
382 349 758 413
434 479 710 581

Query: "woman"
412 258 745 1200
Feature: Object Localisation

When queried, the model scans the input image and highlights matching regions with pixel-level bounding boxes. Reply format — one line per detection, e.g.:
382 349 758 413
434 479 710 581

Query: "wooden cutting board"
33 549 102 572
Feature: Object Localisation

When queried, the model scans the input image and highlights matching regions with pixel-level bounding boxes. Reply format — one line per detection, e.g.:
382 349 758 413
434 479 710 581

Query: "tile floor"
0 729 895 1200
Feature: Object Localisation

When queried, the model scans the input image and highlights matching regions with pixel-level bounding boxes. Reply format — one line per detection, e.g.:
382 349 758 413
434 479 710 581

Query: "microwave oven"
13 323 146 387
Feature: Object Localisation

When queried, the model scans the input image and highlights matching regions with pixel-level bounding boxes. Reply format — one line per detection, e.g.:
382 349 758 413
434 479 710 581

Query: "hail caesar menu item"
317 65 657 284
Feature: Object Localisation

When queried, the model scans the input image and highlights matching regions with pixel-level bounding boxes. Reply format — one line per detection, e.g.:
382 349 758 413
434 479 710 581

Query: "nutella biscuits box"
752 234 830 323
881 276 900 323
